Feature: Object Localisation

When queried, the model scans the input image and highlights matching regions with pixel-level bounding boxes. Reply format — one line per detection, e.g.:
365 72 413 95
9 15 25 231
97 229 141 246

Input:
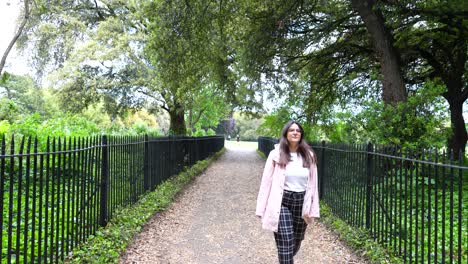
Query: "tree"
17 0 249 135
347 0 467 153
143 0 266 134
0 0 30 76
233 112 263 141
350 0 407 104
0 73 45 118
186 85 230 134
215 117 236 137
389 0 468 154
143 0 208 134
8 0 147 124
235 0 467 154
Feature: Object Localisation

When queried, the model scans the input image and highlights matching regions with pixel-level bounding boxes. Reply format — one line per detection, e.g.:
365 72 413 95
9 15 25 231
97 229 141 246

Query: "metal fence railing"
257 136 278 157
257 137 467 264
1 134 224 264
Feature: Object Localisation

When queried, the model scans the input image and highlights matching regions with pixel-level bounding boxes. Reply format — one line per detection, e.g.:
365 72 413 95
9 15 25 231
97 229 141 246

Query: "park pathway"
120 142 368 264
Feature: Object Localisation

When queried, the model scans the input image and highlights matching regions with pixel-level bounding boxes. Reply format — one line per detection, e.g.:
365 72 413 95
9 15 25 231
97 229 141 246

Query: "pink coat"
256 145 320 232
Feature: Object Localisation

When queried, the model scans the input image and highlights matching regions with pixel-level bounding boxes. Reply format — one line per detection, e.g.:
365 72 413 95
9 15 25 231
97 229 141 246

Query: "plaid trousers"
274 190 307 264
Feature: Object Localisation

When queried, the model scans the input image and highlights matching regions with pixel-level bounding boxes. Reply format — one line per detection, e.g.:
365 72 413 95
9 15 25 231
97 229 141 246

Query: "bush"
319 204 403 264
0 120 10 135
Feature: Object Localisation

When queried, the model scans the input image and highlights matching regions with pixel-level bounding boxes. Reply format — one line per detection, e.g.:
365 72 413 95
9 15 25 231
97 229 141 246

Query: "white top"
284 152 310 192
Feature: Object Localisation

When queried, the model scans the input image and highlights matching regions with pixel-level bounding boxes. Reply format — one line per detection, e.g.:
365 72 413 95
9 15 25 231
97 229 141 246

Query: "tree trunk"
442 70 468 159
168 105 186 135
446 96 467 158
351 0 407 104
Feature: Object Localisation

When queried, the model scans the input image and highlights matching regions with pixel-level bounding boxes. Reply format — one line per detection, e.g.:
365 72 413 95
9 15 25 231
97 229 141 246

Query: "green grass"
256 149 266 159
63 148 225 263
319 204 403 264
224 140 258 149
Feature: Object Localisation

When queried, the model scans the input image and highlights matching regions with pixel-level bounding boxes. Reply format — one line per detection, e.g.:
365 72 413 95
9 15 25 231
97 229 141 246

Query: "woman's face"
286 123 302 145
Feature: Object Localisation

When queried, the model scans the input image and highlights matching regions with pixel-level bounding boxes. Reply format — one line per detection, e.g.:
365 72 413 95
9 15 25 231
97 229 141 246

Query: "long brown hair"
277 120 316 167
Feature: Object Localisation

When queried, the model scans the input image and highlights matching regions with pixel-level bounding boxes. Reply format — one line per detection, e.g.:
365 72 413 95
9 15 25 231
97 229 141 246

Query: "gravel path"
120 143 369 264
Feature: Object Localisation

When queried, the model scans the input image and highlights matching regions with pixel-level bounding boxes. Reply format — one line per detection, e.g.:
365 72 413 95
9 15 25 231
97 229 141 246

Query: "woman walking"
256 121 320 263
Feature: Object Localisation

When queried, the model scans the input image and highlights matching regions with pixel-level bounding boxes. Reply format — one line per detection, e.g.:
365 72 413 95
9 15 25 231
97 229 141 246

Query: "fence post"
144 134 150 191
319 141 326 199
99 135 109 227
365 142 373 230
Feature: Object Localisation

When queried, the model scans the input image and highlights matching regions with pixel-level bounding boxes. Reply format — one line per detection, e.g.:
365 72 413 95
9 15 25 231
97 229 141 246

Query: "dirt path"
120 143 368 264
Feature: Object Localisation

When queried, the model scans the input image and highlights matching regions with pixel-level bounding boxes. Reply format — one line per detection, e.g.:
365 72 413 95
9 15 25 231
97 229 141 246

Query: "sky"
0 0 30 75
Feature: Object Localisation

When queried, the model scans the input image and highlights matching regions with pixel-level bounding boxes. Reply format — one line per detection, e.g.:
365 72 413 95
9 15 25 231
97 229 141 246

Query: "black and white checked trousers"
274 190 307 264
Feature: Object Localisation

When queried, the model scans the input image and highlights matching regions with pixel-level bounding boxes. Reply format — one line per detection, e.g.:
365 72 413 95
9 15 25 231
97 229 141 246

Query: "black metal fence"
257 137 467 264
257 136 278 157
1 135 224 264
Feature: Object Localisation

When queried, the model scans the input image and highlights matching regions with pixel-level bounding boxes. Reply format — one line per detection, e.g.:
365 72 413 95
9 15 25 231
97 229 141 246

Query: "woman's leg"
290 192 307 256
292 225 307 256
274 206 295 264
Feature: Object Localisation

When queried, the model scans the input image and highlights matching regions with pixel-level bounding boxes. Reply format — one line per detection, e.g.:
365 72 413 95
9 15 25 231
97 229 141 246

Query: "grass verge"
256 149 266 159
64 148 226 263
319 204 403 264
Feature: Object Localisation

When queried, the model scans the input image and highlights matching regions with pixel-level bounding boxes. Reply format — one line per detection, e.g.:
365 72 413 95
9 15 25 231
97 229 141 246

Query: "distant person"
228 135 231 141
256 120 320 263
236 134 240 142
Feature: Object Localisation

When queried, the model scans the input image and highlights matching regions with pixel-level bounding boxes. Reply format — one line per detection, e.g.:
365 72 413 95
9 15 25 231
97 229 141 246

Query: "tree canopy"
1 0 466 154
233 0 467 153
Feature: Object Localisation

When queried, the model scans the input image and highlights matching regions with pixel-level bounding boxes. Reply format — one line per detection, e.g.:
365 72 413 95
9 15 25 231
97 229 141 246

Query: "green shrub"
0 120 10 135
206 128 216 136
319 204 403 264
193 128 206 136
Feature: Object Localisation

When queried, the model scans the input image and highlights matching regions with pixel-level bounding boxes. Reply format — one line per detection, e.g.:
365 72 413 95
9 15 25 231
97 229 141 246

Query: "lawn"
224 140 258 150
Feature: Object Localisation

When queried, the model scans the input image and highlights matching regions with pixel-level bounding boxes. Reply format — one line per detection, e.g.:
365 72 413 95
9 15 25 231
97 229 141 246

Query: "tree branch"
0 0 30 75
190 108 206 128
